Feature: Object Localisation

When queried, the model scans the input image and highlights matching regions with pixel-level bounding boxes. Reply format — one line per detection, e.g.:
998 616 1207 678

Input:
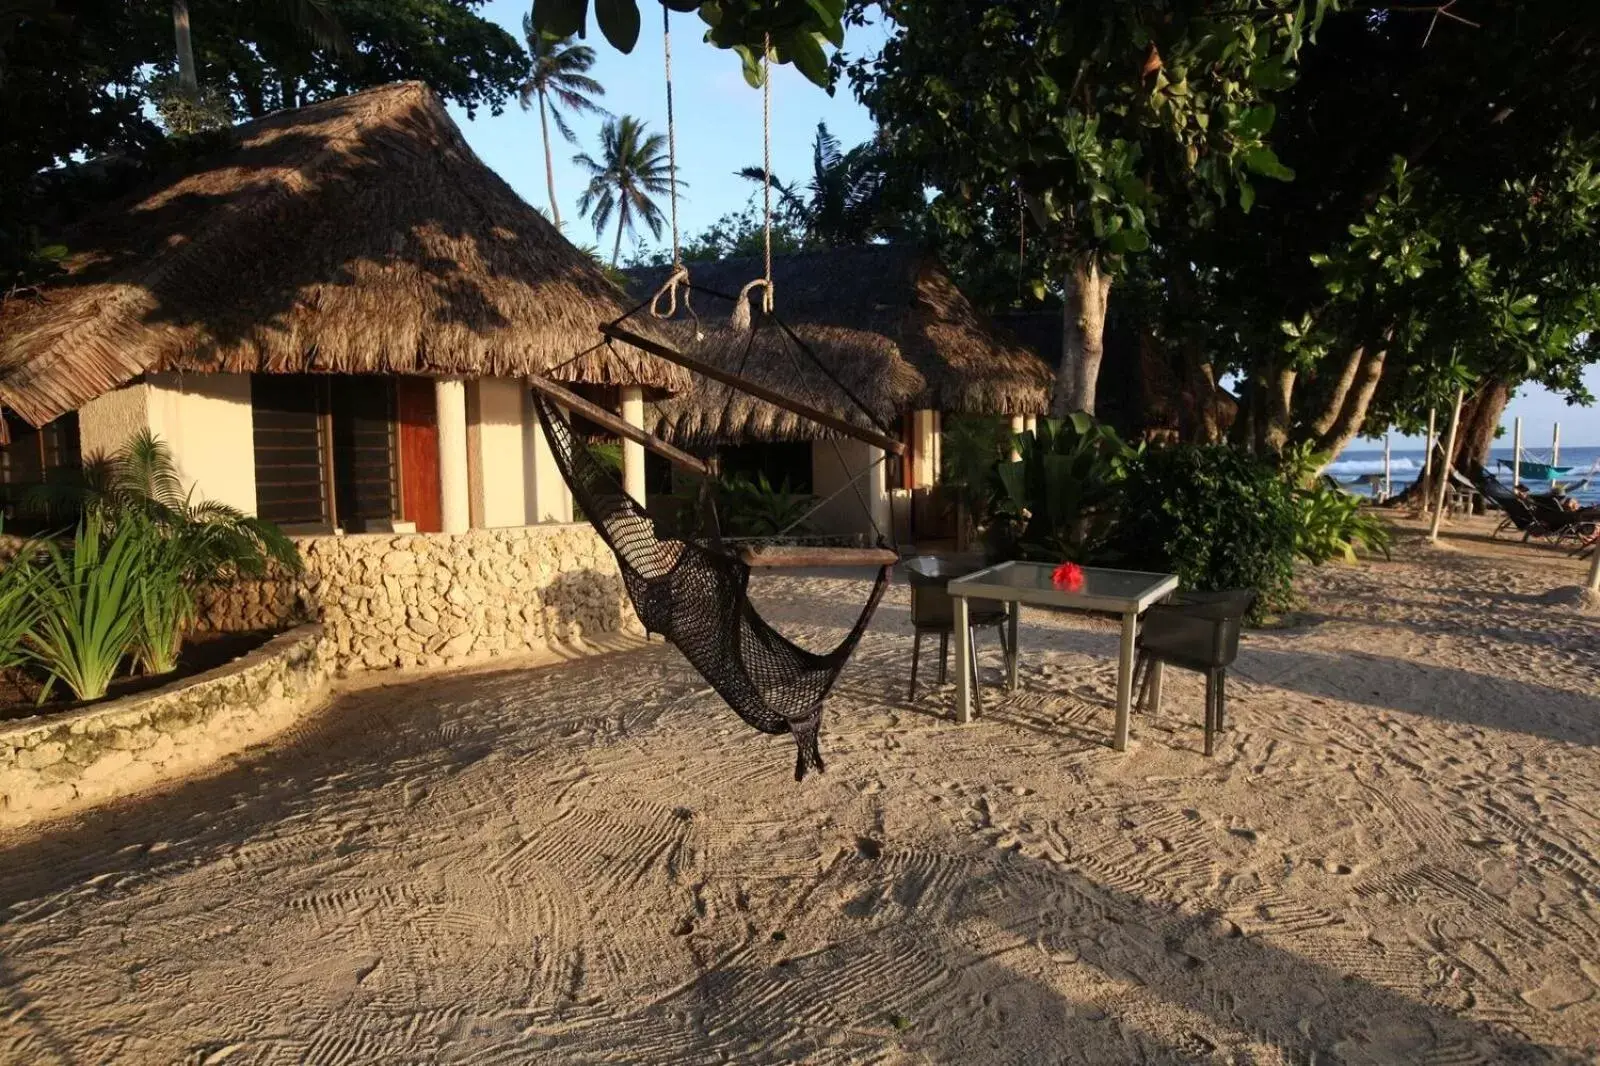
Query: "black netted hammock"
533 393 890 780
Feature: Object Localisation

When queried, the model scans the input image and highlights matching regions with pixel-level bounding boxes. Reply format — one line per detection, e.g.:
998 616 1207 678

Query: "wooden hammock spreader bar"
739 545 900 569
526 374 710 477
600 323 907 458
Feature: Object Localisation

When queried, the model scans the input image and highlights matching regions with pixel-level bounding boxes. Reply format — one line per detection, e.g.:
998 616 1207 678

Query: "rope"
650 5 691 322
761 32 774 314
663 7 681 267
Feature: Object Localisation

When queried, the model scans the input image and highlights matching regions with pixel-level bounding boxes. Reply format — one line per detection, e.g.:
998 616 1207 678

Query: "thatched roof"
627 246 1052 444
644 321 926 447
0 82 687 427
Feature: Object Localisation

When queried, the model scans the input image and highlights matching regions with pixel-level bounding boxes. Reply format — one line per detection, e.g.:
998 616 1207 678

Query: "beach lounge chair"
1472 468 1557 540
1133 589 1255 756
903 557 1012 709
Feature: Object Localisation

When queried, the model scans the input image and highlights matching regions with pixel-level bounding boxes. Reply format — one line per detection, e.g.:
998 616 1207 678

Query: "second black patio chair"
903 557 1013 711
1133 589 1255 756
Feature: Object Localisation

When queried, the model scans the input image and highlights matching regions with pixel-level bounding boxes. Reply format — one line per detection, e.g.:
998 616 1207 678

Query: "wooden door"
395 377 441 533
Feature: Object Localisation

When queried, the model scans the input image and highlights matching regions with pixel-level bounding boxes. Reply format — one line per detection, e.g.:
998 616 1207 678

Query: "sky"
445 1 1598 447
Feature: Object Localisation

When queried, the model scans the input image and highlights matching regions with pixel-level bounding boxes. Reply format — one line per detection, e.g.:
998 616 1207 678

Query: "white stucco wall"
810 439 890 538
468 377 531 529
78 373 257 514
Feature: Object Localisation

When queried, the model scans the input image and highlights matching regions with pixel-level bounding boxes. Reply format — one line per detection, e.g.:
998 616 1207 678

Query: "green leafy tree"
853 0 1332 416
533 0 844 88
575 115 678 265
625 203 806 267
518 21 607 231
1177 5 1600 473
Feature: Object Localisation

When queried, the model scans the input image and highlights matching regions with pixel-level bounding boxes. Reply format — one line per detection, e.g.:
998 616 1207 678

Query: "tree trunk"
1051 256 1111 417
611 210 625 266
1396 379 1509 508
1312 343 1389 462
1262 366 1297 455
1307 346 1365 440
173 0 197 94
538 91 562 231
1453 378 1510 479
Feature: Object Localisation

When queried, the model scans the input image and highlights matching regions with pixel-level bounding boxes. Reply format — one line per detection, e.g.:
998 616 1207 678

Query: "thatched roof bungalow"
626 247 1052 539
628 246 1051 446
0 82 682 535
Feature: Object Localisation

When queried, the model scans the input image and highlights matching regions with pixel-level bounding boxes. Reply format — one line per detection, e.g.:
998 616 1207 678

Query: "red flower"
1052 561 1084 590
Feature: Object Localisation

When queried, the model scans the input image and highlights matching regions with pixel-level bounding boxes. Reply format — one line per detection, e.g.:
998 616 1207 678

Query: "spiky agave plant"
25 513 147 703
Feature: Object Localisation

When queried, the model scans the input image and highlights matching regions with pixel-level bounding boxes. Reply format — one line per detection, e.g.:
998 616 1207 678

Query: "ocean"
1329 444 1600 506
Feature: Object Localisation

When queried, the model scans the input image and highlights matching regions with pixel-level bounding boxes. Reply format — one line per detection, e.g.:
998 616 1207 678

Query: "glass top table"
945 561 1179 749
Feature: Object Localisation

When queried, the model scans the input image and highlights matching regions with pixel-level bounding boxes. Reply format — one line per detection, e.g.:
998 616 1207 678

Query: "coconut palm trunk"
537 91 563 230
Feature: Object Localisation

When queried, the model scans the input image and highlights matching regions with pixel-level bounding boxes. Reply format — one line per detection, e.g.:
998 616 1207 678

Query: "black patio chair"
1132 589 1255 756
1529 495 1600 547
903 557 1012 711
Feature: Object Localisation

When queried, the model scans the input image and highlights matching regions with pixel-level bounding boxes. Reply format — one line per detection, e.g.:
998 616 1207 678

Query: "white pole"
1552 422 1561 468
621 385 646 505
1428 388 1465 543
1512 416 1522 487
1383 434 1391 502
1421 407 1437 513
1587 541 1600 593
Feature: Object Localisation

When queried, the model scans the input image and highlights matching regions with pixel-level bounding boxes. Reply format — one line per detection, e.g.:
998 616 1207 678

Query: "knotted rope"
652 6 690 321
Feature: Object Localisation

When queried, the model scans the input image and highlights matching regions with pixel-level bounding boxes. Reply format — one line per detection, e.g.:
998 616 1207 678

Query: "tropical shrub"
719 473 816 537
939 414 1012 544
130 532 194 676
1280 443 1394 564
25 514 148 702
0 520 39 674
1113 446 1300 621
54 430 300 581
990 414 1136 562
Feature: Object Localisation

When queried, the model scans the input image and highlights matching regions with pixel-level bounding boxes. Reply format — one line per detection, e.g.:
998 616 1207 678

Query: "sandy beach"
0 518 1596 1064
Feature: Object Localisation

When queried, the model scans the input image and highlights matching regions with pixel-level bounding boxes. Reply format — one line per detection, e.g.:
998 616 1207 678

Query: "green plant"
586 440 624 476
991 414 1136 562
1279 442 1393 564
719 473 816 537
130 532 194 676
1114 445 1299 621
0 519 40 674
25 514 147 703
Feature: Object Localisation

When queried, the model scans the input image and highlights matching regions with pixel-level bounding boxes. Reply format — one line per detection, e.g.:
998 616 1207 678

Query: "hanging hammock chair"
532 389 889 780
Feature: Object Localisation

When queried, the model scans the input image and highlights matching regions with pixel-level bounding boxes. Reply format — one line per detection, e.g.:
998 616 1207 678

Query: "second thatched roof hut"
626 245 1052 447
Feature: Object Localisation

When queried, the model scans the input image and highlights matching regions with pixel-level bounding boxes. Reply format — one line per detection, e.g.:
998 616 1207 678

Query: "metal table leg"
1005 603 1020 691
1114 609 1138 750
954 593 972 724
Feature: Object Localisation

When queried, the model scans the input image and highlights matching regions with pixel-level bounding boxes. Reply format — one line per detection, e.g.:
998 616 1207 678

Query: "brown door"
395 377 441 533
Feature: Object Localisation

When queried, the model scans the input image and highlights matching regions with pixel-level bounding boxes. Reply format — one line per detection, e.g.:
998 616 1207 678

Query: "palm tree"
739 122 888 247
518 20 607 232
574 116 679 266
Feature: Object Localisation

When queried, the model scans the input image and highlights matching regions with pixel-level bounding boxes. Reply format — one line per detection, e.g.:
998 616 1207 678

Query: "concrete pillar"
435 376 470 533
621 385 646 505
1009 414 1027 462
932 410 943 482
523 386 573 523
1024 415 1038 435
910 409 939 488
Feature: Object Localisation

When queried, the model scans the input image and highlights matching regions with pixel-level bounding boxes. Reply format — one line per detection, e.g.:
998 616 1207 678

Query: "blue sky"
446 1 1598 445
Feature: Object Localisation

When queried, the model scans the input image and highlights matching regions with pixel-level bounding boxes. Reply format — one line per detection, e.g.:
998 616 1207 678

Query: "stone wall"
0 625 327 827
195 523 640 673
